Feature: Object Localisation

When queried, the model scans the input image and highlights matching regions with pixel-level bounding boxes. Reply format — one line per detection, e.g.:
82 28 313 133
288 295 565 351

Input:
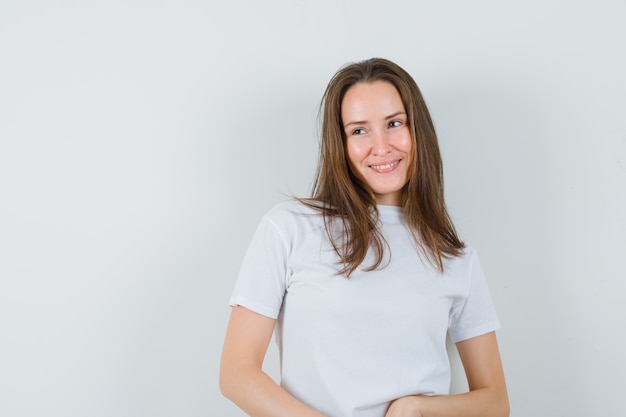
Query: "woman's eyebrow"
385 111 406 120
343 120 367 129
343 111 406 129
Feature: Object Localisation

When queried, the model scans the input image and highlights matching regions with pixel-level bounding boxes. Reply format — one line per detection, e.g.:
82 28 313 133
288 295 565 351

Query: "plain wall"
1 1 624 416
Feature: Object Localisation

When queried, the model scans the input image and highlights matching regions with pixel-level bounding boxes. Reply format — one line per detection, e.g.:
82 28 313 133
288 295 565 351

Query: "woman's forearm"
220 364 326 417
386 387 509 417
220 307 326 417
431 388 509 417
387 332 509 417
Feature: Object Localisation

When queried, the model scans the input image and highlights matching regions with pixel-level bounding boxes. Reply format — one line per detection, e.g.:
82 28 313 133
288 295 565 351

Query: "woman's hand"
384 395 424 417
384 332 509 417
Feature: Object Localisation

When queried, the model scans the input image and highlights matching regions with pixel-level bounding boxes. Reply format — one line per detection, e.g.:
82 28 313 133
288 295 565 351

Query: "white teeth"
371 161 398 170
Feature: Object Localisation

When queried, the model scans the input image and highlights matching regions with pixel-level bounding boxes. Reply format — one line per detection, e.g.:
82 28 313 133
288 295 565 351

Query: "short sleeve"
228 215 289 319
448 249 501 343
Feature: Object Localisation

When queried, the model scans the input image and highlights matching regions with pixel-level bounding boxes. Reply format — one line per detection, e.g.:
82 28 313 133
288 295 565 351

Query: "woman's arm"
384 331 509 417
219 305 327 417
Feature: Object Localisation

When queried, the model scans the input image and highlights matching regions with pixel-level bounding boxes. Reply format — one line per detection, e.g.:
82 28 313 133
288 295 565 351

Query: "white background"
1 1 624 416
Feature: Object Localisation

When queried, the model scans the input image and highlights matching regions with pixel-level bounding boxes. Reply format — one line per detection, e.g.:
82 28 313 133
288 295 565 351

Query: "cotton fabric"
229 200 500 417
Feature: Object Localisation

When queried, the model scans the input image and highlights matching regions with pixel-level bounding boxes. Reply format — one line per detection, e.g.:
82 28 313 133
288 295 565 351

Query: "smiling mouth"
370 160 400 170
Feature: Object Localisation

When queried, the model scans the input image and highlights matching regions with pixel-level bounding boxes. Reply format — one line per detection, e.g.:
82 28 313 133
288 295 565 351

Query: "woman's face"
341 81 413 206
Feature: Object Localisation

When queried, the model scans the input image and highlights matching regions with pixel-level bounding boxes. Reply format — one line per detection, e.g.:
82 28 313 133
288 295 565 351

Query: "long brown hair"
302 58 464 276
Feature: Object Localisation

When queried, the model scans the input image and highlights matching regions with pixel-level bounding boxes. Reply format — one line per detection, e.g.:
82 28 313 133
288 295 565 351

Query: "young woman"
220 58 509 417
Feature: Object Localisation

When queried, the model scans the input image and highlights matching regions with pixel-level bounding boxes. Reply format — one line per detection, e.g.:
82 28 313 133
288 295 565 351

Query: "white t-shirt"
229 200 500 417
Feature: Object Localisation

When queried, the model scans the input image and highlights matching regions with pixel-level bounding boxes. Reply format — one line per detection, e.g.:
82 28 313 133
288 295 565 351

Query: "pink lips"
369 159 400 173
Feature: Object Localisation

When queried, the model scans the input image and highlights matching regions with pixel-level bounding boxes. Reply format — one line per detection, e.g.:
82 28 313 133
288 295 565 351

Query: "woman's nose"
371 130 391 155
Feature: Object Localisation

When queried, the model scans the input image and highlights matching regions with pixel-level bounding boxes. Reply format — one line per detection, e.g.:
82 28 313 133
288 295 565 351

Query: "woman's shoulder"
255 200 326 244
442 243 479 274
266 199 321 215
459 243 477 259
262 199 324 225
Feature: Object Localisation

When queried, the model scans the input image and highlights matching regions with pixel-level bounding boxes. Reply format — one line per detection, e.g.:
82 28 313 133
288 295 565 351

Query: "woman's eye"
389 120 402 128
352 128 366 135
